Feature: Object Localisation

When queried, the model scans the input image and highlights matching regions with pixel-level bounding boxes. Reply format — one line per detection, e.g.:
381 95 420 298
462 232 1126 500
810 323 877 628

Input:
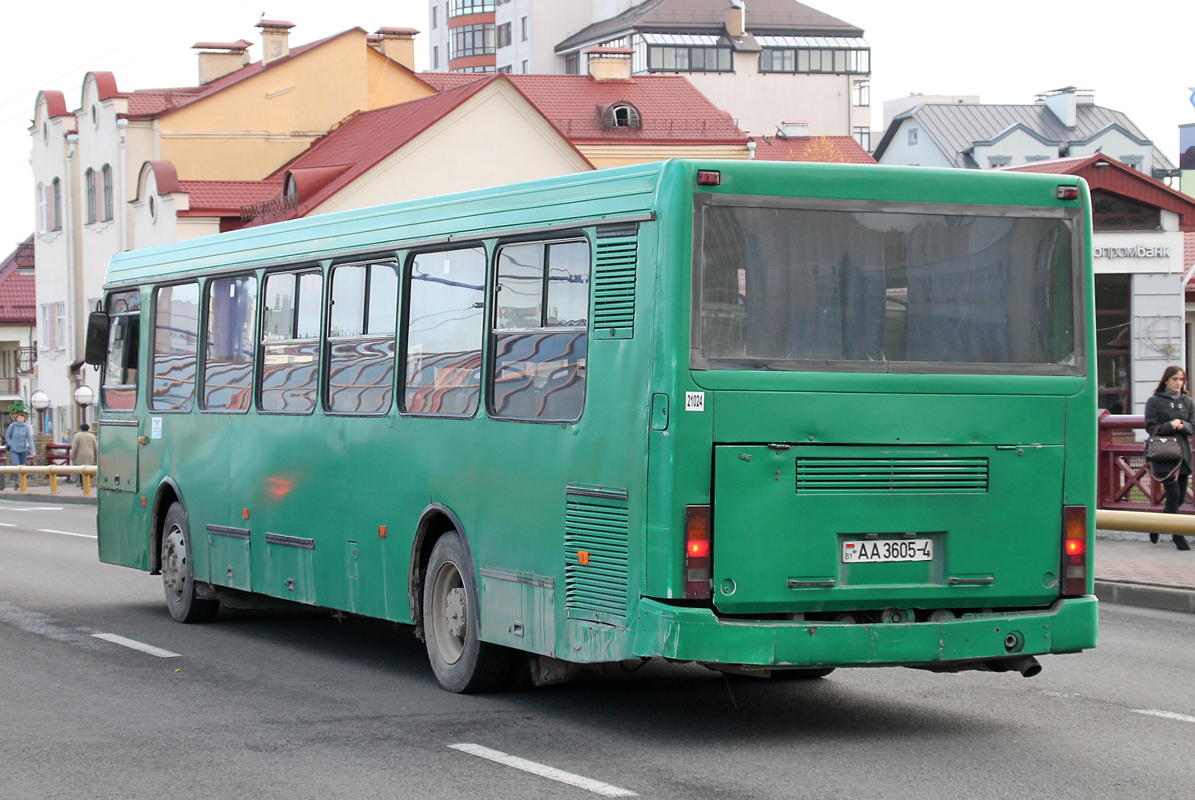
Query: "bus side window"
327 261 398 414
259 270 322 414
203 275 257 412
150 282 199 412
102 290 141 411
401 247 486 416
490 239 589 422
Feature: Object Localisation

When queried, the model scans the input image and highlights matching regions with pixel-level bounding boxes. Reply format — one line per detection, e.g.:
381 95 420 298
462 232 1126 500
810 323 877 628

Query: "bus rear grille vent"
795 458 989 494
565 497 629 625
593 236 637 339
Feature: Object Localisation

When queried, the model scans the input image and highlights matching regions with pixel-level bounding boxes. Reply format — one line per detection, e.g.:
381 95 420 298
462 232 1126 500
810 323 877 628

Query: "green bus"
88 160 1097 692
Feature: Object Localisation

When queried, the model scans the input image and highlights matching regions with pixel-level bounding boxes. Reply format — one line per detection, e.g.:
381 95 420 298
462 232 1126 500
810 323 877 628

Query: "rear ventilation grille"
565 488 629 626
795 458 989 494
592 235 637 339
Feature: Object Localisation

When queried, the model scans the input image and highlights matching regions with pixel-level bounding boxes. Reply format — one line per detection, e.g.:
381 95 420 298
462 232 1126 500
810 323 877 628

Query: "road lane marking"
1132 709 1195 724
0 506 65 511
0 522 14 527
37 528 96 539
449 743 637 797
92 633 180 658
0 602 105 649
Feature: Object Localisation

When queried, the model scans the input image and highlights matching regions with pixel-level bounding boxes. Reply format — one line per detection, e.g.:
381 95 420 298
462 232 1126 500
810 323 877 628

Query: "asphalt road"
2 501 1194 800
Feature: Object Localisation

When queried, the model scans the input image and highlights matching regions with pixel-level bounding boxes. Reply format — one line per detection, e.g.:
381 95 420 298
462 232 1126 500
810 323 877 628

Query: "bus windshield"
697 201 1078 373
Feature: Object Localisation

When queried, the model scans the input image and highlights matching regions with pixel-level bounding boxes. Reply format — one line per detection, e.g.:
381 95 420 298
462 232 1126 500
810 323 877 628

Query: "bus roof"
105 159 1084 286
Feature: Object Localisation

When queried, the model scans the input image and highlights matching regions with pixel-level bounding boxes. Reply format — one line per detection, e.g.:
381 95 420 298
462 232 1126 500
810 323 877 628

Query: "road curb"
0 490 96 506
1094 580 1195 614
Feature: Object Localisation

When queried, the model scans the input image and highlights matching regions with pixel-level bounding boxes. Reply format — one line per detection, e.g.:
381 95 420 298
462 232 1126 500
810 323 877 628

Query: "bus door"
710 443 1064 616
97 291 141 495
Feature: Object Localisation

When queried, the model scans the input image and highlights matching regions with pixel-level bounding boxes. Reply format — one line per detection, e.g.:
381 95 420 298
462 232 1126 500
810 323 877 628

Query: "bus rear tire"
423 532 513 693
161 502 219 624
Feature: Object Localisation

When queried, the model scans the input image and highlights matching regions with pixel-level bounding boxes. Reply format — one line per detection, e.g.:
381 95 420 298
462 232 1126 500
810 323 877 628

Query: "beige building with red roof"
0 238 37 416
29 20 433 436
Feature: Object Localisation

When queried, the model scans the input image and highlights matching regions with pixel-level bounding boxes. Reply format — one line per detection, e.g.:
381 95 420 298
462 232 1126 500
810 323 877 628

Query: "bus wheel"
161 502 219 624
423 532 513 693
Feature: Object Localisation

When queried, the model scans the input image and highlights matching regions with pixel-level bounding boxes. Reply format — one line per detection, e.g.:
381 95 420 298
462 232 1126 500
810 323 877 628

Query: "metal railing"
0 465 98 496
1097 409 1195 533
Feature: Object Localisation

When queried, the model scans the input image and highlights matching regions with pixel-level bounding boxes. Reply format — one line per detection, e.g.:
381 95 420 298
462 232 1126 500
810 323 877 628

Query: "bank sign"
1093 245 1171 259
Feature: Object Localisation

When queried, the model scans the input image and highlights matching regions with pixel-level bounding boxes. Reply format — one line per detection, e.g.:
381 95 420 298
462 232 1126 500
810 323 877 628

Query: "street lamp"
74 385 95 427
30 390 49 434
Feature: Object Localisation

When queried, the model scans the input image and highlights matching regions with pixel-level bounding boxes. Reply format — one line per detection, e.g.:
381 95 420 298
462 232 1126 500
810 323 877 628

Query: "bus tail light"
684 505 712 599
1062 506 1088 596
1056 185 1080 201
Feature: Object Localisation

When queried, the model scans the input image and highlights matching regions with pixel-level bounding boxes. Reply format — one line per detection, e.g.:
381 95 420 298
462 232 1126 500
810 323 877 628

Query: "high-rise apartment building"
426 0 871 141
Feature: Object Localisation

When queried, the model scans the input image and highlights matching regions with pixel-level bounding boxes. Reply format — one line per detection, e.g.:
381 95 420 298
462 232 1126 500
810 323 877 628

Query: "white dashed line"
37 529 96 539
0 506 64 511
0 522 14 527
1133 709 1195 724
449 743 637 797
92 633 180 658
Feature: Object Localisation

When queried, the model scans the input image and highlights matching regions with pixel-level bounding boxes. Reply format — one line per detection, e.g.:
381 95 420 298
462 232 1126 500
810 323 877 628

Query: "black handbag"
1144 435 1185 463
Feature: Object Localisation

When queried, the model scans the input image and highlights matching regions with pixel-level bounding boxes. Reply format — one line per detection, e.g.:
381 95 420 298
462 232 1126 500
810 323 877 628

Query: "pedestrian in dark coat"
1144 365 1195 550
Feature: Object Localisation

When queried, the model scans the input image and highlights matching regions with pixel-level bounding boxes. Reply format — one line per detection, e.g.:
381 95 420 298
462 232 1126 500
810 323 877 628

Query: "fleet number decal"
685 392 705 412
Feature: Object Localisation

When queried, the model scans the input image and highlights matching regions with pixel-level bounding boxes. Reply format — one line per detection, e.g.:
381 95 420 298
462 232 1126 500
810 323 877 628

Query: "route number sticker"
685 392 705 412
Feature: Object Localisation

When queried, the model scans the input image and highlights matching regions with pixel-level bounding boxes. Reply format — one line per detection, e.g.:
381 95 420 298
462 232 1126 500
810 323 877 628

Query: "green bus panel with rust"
97 159 1098 670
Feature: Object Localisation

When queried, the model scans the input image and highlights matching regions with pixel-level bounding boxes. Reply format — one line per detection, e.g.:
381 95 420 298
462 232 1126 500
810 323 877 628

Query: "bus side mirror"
84 311 109 367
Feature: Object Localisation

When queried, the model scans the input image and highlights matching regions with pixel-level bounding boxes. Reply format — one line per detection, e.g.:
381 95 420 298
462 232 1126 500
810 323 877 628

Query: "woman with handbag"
1144 365 1195 550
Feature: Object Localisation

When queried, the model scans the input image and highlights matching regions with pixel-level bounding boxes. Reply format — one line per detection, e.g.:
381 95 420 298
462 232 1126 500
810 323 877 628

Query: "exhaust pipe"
985 655 1042 678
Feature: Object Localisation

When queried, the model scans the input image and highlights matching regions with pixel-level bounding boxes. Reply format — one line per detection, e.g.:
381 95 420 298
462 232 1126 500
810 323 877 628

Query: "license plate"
842 538 933 563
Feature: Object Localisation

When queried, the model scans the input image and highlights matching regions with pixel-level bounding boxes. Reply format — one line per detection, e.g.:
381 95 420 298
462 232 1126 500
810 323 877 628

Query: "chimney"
1041 86 1079 128
257 19 295 66
587 47 633 81
374 27 419 71
725 0 746 38
192 39 252 84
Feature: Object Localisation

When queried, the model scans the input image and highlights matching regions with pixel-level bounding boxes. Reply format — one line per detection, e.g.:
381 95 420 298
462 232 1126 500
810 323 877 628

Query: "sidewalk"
0 480 97 506
1094 532 1195 613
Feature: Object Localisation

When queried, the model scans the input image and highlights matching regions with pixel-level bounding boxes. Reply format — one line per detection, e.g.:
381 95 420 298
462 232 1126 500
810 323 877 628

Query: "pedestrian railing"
1097 409 1195 534
0 465 98 496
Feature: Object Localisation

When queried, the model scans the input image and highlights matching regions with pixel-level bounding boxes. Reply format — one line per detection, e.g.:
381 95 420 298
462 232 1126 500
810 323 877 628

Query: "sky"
2 0 1192 255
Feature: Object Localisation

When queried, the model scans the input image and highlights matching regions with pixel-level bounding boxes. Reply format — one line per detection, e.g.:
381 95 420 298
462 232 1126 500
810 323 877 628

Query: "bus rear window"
697 202 1077 373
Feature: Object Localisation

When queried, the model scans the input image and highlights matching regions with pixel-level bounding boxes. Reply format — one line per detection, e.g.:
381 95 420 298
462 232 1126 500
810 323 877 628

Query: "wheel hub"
444 587 466 638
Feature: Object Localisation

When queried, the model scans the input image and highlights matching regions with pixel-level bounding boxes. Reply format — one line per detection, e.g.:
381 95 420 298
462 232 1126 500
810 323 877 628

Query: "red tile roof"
417 72 490 91
178 179 283 216
504 74 746 144
750 135 876 164
124 29 360 120
0 236 36 325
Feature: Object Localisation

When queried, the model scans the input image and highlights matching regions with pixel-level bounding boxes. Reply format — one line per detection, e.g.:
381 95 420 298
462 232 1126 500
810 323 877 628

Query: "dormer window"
284 174 299 203
602 103 641 129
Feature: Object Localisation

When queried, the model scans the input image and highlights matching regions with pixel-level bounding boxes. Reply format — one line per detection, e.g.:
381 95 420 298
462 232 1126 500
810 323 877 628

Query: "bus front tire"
161 502 219 624
423 532 513 693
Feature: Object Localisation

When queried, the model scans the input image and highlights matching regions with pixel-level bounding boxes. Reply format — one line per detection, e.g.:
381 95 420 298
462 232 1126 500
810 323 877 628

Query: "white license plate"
842 538 933 563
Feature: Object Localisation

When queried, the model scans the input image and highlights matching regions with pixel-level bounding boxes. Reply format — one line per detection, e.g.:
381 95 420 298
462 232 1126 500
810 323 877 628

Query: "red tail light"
1062 506 1088 596
684 505 712 599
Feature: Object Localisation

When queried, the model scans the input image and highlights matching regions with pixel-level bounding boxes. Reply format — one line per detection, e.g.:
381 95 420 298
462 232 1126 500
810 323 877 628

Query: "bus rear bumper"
632 596 1098 668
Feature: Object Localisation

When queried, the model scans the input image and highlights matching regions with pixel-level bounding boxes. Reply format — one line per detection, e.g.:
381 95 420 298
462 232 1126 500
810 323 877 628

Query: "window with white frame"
55 303 66 348
102 164 113 221
37 183 47 234
853 126 871 151
51 178 62 231
852 80 870 107
85 168 97 224
908 128 918 146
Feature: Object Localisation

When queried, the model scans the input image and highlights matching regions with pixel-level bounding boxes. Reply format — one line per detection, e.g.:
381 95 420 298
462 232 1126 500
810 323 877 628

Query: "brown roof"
556 0 862 52
1004 154 1195 232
